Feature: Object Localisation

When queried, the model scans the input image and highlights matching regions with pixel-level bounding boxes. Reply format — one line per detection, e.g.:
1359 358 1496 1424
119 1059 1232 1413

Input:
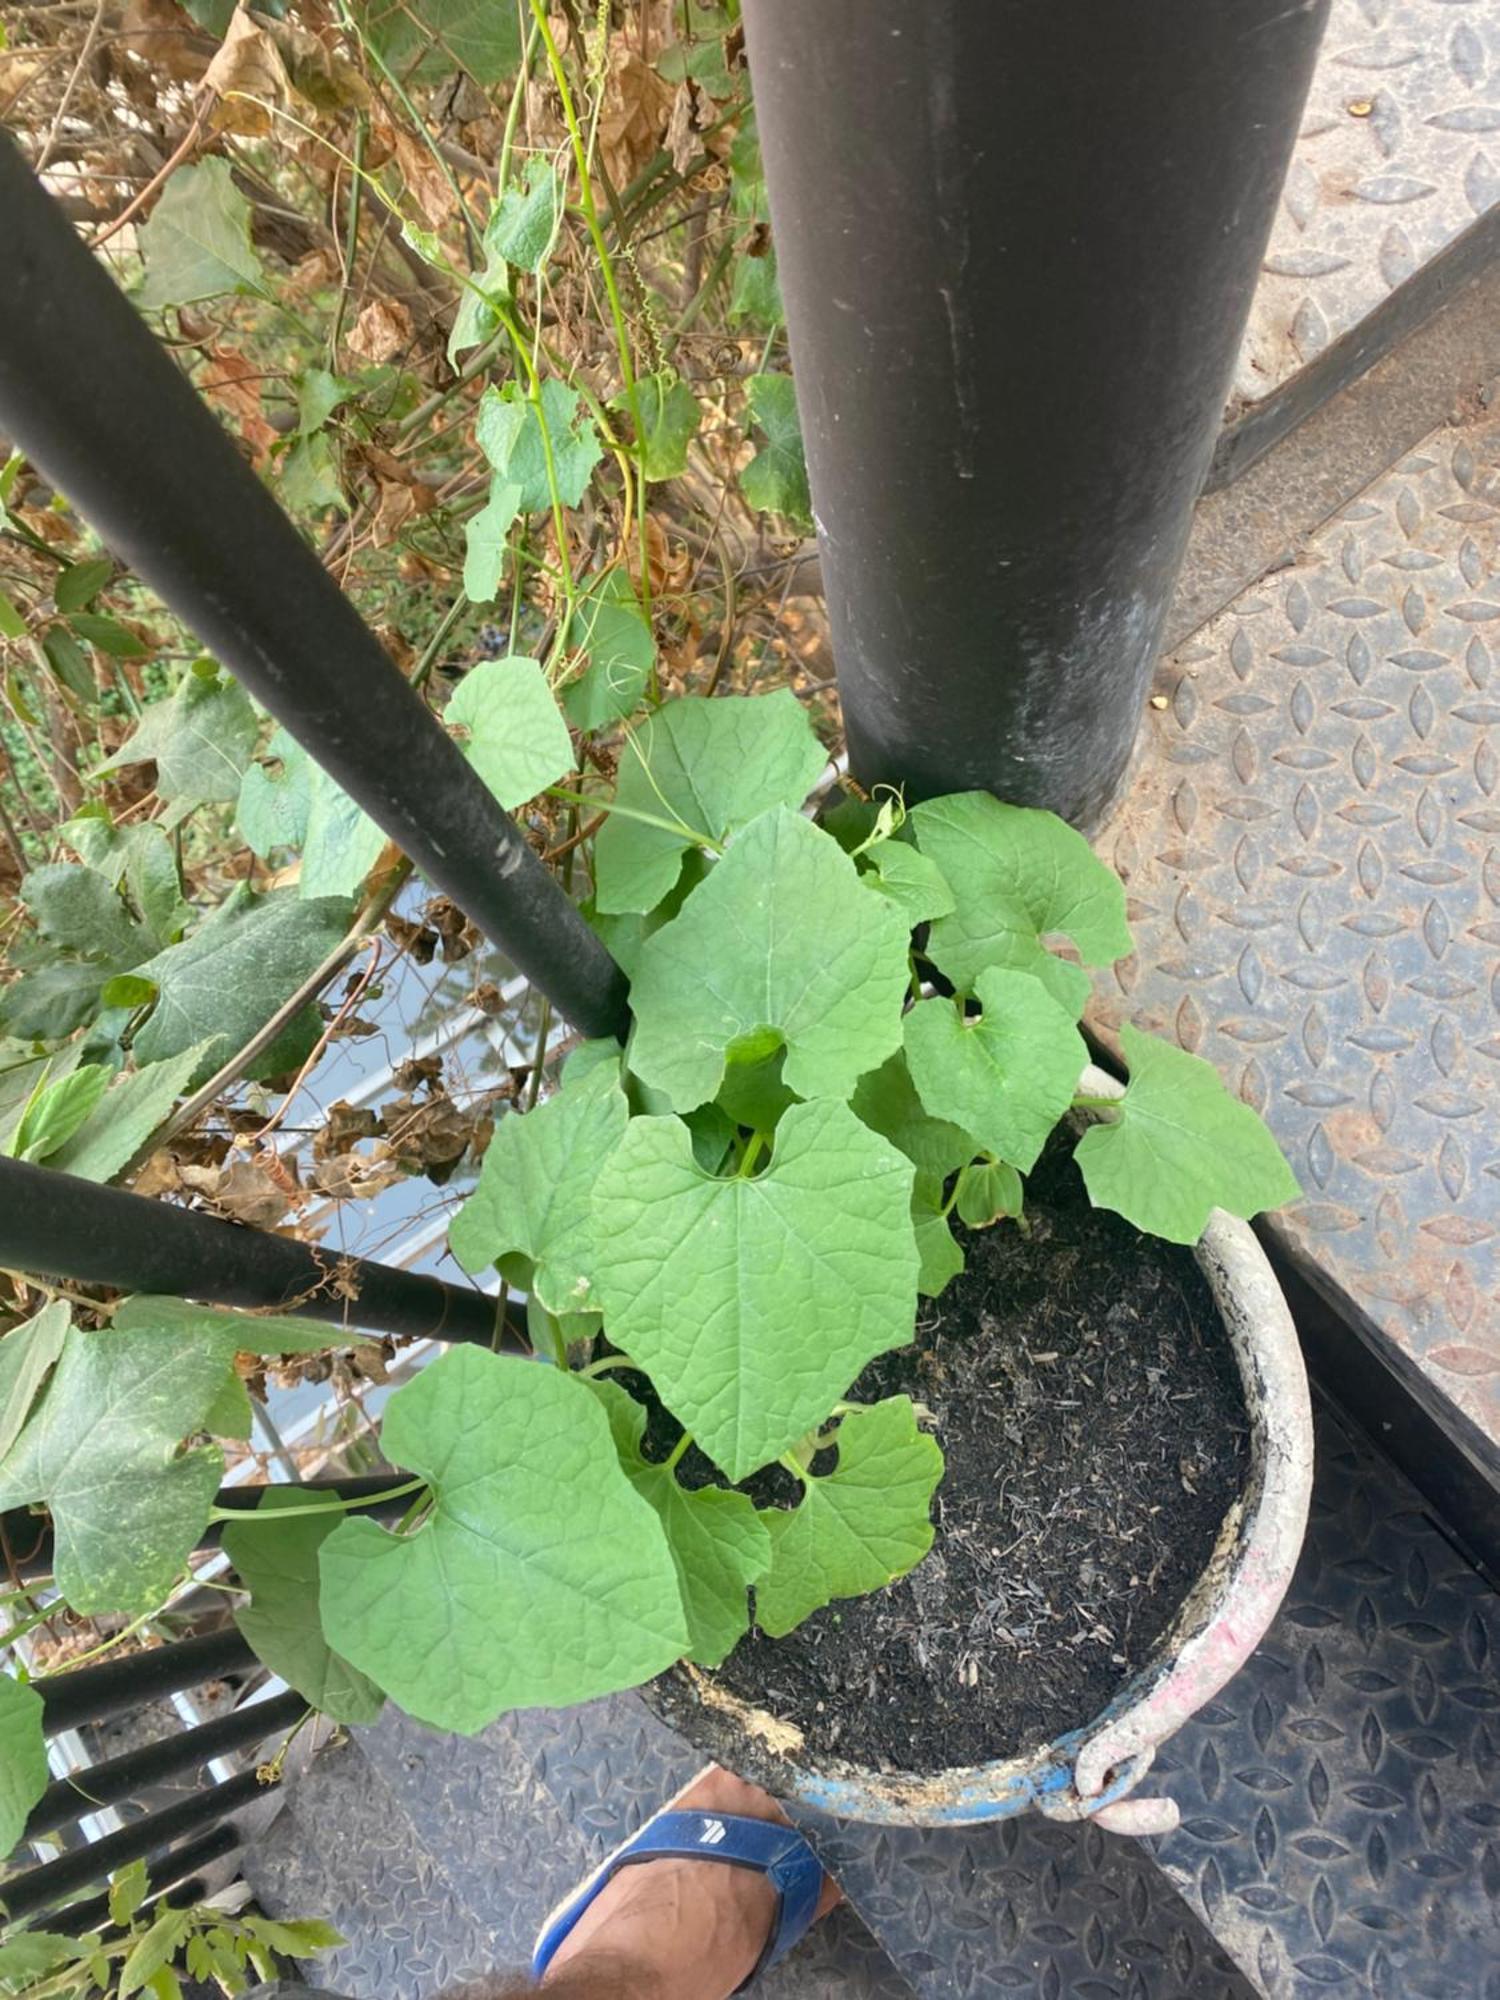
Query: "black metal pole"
39 1629 257 1735
2 1770 264 1919
0 1155 523 1346
27 1689 305 1838
12 1476 439 1581
0 139 628 1041
61 1826 243 1938
740 0 1329 828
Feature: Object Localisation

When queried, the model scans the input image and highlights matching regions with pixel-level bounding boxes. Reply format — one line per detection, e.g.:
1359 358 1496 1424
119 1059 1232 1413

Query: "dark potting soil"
702 1136 1250 1772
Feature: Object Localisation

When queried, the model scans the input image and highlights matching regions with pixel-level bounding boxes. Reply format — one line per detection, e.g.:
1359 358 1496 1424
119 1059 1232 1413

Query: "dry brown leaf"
596 45 675 188
202 344 278 467
345 296 414 365
374 107 455 231
179 1154 299 1228
666 78 709 176
260 12 369 111
115 0 212 81
203 7 290 137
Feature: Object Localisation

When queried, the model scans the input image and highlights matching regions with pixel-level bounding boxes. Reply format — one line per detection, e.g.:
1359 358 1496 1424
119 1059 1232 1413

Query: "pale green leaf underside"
0 1676 47 1863
0 1319 233 1612
223 1489 384 1723
756 1398 943 1638
593 1381 770 1667
462 478 522 603
445 656 573 809
476 379 602 515
861 841 955 925
622 373 702 483
591 1098 919 1482
113 1295 343 1355
850 1051 978 1180
911 792 1132 1012
0 1302 70 1464
594 691 827 916
627 807 911 1113
237 729 310 860
448 1063 628 1316
97 674 258 808
904 966 1087 1173
299 764 386 901
319 1349 687 1732
911 1175 964 1298
1075 1024 1301 1244
137 159 264 308
559 571 655 732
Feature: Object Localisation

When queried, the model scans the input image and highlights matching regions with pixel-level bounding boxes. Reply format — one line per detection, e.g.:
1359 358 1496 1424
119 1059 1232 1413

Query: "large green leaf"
223 1490 384 1723
131 893 350 1083
627 808 911 1113
136 159 265 309
48 1042 222 1183
445 657 574 808
0 1302 70 1463
910 793 1132 1012
0 1318 233 1612
559 571 656 732
593 1381 770 1668
0 1676 47 1865
755 1398 943 1638
475 380 603 515
904 967 1087 1173
594 692 827 916
740 374 809 525
448 1062 628 1316
591 1099 918 1481
1075 1025 1300 1244
319 1348 688 1731
97 671 259 810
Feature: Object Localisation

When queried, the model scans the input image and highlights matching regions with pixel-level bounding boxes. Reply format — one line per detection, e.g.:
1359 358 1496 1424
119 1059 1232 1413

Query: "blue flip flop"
531 1793 826 1992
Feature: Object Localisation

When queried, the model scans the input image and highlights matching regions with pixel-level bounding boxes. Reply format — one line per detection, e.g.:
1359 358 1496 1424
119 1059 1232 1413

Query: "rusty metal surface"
1233 0 1500 412
1094 409 1500 1457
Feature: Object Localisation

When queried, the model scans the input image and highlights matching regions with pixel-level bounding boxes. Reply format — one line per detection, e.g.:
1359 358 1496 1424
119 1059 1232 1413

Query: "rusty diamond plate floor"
1094 407 1500 1462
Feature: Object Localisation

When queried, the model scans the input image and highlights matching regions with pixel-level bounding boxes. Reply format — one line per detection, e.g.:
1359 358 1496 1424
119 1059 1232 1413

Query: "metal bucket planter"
647 1064 1315 1836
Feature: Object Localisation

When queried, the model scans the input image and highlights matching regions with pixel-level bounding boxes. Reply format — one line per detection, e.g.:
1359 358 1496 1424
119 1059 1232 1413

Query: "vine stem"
208 1475 427 1525
527 0 653 626
544 785 719 849
1071 1093 1121 1113
664 1431 692 1472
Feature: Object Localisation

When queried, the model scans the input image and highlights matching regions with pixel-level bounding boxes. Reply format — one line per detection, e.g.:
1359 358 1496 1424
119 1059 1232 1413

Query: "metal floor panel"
1094 408 1500 1461
1232 0 1500 416
1149 1404 1500 1998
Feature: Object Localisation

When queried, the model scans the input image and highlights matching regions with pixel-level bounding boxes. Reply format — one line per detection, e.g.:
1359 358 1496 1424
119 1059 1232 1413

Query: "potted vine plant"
0 681 1311 1846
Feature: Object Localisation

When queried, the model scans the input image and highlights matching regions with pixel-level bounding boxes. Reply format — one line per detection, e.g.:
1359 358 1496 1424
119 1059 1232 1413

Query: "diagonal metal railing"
0 136 628 1044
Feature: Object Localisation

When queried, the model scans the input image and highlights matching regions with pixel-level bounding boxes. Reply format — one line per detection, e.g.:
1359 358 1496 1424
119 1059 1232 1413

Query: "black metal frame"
0 1155 527 1347
0 137 627 1044
741 0 1330 829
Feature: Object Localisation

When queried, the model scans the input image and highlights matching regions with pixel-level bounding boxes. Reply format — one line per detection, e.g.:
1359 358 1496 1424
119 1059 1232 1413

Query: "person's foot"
540 1766 841 2000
